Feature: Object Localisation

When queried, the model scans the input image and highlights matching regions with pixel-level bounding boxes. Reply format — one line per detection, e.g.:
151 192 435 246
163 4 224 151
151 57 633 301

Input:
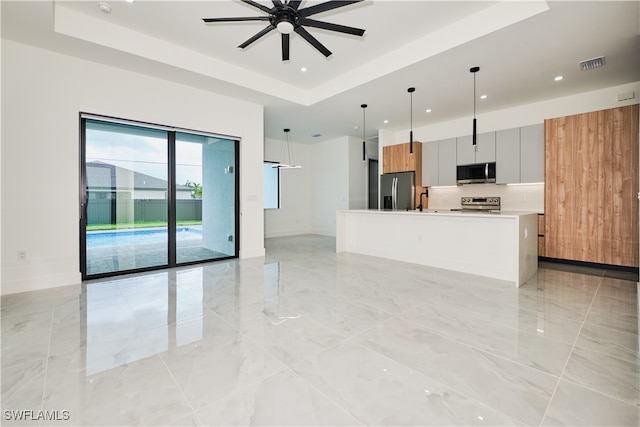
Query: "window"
263 161 279 209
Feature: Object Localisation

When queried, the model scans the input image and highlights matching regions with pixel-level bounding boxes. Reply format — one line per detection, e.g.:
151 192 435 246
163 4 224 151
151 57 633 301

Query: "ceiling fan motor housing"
273 7 298 34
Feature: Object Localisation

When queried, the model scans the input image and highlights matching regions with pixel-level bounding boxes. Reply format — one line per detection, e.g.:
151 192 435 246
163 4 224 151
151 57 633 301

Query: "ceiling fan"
202 0 366 61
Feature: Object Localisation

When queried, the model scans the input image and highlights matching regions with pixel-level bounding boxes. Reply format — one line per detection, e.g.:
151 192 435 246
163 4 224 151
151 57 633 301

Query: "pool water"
86 227 201 248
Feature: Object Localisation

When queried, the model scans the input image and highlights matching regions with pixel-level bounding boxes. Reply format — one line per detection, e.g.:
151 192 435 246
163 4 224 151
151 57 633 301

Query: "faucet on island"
416 190 429 211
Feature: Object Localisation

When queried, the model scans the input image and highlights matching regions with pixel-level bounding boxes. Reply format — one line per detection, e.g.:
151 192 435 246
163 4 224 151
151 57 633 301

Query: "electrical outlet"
18 250 26 260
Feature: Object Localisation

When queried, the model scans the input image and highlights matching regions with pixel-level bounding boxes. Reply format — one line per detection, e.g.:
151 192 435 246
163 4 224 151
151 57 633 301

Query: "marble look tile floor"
2 235 639 426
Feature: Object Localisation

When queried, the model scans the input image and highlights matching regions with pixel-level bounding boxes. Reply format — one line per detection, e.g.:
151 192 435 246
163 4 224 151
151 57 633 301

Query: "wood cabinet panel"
544 104 638 267
383 142 427 209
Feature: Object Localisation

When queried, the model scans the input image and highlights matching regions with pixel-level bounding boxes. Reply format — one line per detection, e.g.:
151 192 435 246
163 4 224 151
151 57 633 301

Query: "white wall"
263 137 312 237
1 40 265 295
310 136 349 236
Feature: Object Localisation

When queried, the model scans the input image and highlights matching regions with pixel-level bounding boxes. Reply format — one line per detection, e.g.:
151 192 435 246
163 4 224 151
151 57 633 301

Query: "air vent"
579 56 605 71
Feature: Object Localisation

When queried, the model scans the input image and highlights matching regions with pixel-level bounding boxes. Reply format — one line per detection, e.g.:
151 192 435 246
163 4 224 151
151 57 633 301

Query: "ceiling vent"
579 56 605 71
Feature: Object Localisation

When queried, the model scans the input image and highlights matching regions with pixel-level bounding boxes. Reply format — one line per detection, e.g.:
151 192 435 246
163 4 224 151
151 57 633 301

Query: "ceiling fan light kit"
203 0 366 61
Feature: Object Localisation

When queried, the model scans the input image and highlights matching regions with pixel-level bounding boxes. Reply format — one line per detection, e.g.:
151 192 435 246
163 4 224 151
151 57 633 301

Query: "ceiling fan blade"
203 16 270 23
294 26 332 57
282 33 290 61
241 0 273 14
289 0 302 10
272 0 284 7
238 25 276 49
300 18 365 36
299 0 363 18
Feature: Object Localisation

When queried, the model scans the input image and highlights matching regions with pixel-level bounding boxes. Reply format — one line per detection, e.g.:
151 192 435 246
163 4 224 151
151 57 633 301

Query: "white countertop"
340 209 538 219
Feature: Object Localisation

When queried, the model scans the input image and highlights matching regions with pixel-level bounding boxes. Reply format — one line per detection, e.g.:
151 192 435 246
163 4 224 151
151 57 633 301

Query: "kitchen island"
336 209 538 287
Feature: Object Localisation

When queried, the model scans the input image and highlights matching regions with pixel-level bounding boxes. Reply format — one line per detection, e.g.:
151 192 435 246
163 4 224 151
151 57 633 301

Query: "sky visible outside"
86 128 203 186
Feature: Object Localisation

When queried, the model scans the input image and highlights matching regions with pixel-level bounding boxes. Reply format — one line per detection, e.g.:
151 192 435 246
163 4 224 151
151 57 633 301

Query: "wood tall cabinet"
383 142 426 208
544 104 639 267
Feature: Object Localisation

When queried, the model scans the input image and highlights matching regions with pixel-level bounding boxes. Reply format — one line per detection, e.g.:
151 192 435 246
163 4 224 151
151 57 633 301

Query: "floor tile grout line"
39 308 55 423
395 312 567 379
156 353 204 426
344 315 534 426
557 372 640 408
412 295 586 348
538 274 604 426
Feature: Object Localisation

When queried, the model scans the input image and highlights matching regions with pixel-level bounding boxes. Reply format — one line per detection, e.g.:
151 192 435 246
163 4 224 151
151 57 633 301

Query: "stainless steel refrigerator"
380 171 415 210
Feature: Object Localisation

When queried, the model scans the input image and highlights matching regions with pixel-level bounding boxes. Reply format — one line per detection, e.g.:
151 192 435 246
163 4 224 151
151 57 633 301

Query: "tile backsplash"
428 183 544 212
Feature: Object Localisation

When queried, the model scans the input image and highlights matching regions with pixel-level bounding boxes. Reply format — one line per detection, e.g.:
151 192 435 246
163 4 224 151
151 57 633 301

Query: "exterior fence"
87 199 202 225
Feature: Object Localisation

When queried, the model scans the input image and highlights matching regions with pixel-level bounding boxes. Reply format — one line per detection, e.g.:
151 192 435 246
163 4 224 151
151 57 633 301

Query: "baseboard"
539 256 639 274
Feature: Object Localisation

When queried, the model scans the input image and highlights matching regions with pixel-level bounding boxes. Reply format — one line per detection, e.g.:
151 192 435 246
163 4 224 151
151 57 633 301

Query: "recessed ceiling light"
480 95 487 100
300 67 307 73
426 109 432 113
554 75 564 81
354 125 359 129
125 0 135 3
383 120 389 124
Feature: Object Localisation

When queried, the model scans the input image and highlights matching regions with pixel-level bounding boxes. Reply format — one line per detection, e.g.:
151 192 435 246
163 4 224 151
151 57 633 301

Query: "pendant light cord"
470 66 479 146
361 104 367 162
408 87 415 154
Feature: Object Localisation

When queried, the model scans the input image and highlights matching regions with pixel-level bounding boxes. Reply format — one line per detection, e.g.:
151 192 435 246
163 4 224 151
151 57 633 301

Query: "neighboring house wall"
1 39 264 295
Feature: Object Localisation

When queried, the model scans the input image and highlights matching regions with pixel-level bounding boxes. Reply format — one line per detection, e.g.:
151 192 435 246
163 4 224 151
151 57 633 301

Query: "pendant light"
470 66 480 146
408 87 415 154
361 104 368 162
272 128 301 169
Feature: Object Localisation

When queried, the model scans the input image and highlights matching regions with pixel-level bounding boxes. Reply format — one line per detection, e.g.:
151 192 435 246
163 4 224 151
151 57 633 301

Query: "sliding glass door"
80 115 239 280
175 132 237 264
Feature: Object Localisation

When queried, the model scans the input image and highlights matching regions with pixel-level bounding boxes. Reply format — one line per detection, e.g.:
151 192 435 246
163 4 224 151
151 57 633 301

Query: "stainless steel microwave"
456 162 496 184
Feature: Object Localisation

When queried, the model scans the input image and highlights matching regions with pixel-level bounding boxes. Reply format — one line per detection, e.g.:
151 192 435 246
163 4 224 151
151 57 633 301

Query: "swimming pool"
86 227 201 248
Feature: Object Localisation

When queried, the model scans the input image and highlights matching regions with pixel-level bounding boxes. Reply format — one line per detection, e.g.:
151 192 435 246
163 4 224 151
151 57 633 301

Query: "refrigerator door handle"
392 177 397 210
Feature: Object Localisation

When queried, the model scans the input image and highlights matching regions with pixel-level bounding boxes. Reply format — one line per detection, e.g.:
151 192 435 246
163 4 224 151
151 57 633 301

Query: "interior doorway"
368 158 378 209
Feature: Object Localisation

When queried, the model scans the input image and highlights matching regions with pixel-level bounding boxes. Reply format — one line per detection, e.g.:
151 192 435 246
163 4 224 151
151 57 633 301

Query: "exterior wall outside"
1 39 264 295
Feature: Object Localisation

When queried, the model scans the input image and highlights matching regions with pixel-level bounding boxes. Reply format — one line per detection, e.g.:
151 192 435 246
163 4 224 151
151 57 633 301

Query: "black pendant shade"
361 104 367 162
408 87 415 154
470 66 480 146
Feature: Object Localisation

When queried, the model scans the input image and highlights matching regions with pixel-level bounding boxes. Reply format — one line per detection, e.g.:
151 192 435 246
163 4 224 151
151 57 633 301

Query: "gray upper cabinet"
495 123 544 184
422 141 439 187
421 139 456 186
456 132 495 165
496 128 520 184
439 138 457 186
520 124 544 183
